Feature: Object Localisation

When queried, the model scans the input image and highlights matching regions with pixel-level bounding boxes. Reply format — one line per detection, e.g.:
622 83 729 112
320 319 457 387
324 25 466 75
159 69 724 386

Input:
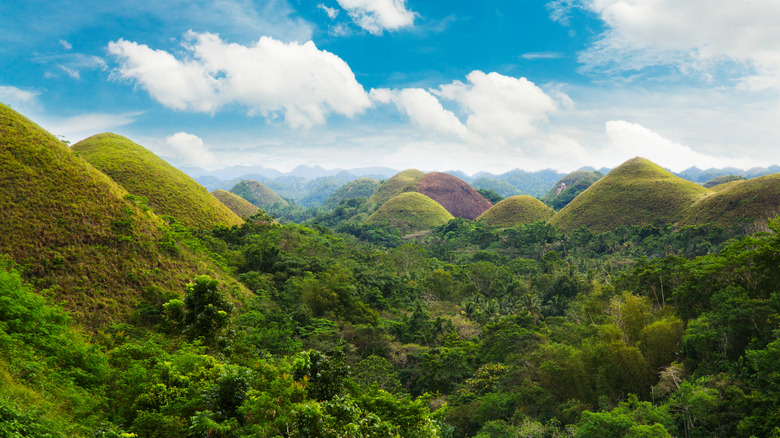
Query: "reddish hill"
416 172 492 220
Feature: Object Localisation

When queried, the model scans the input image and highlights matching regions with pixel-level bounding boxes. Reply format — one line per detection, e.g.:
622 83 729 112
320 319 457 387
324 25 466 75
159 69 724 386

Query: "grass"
366 192 454 235
477 195 555 228
230 180 288 210
212 189 261 219
542 170 603 210
367 169 425 211
416 172 493 220
550 157 711 232
72 133 243 229
703 175 746 189
323 177 380 209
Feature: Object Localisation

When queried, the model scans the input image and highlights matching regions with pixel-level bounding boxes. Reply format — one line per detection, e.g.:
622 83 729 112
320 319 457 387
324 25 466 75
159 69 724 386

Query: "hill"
702 175 746 189
681 173 780 229
550 157 711 232
367 169 426 210
366 192 454 234
542 170 603 210
416 172 493 220
477 195 555 228
0 103 240 326
323 177 380 209
230 180 289 210
470 178 522 198
72 133 242 229
212 189 261 219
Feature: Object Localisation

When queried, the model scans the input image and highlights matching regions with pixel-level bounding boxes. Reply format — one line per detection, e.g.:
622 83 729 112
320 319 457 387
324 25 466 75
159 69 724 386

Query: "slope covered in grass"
550 157 711 232
542 170 603 210
416 172 493 220
324 177 380 209
367 169 425 210
682 173 780 229
477 195 554 228
72 133 243 229
702 175 746 189
230 180 288 210
0 104 242 326
212 189 261 219
366 192 454 234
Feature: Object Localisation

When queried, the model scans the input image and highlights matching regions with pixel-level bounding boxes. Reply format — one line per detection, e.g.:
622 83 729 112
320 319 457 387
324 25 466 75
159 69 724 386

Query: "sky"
2 0 780 174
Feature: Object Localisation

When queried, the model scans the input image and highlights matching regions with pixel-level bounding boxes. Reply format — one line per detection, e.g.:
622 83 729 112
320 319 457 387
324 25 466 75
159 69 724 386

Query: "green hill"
0 104 240 326
324 177 380 209
72 133 243 229
230 180 289 210
477 195 555 228
550 157 711 232
366 192 454 234
212 189 261 219
367 169 425 210
702 174 746 189
542 170 603 210
681 173 780 229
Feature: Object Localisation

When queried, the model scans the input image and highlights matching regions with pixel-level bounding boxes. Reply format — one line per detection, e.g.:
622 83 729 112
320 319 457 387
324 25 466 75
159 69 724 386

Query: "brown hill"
416 172 492 220
212 189 261 219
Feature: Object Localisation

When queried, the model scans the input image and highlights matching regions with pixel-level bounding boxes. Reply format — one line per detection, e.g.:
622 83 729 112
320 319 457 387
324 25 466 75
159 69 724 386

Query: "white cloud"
164 132 216 168
58 65 80 80
318 3 340 19
0 85 41 112
336 0 416 35
521 52 564 60
370 87 472 140
571 0 780 88
108 31 371 128
59 39 72 50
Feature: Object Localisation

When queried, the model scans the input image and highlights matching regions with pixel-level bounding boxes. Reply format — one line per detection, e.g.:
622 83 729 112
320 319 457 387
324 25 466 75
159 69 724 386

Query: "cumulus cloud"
164 132 216 168
336 0 416 35
370 87 472 140
108 31 371 128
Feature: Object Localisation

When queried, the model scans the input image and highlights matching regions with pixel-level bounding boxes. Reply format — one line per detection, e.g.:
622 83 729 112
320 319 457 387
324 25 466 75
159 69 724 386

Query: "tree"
182 275 233 347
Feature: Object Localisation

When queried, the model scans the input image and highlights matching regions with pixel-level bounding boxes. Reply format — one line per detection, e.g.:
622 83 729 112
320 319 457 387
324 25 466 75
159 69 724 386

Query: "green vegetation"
551 158 711 232
323 177 380 209
366 169 425 210
366 192 455 234
542 169 603 210
682 173 780 230
702 174 745 188
229 179 289 211
477 195 554 228
72 133 243 229
212 189 261 219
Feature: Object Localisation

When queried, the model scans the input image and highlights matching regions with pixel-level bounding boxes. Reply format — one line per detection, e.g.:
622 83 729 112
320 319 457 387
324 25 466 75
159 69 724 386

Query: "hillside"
72 133 243 229
212 189 261 219
0 104 239 325
366 169 426 210
230 180 289 210
702 174 746 188
477 195 555 228
681 173 780 229
542 170 603 210
323 177 380 209
366 192 454 234
417 172 493 220
550 157 711 232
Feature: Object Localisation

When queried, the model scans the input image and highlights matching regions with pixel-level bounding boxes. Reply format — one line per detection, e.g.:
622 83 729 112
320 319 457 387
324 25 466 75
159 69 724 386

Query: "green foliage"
181 276 233 347
542 170 603 210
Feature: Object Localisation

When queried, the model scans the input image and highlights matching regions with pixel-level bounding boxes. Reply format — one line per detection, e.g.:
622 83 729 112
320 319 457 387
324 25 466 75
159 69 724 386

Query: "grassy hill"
681 173 780 230
366 192 454 234
323 177 380 209
702 175 746 189
550 157 711 232
417 172 493 220
212 189 261 219
0 104 242 326
542 170 603 210
477 195 555 228
230 180 289 210
367 169 425 210
72 133 243 229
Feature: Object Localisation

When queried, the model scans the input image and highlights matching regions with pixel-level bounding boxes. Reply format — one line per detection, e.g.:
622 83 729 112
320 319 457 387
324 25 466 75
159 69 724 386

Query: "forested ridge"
3 207 780 436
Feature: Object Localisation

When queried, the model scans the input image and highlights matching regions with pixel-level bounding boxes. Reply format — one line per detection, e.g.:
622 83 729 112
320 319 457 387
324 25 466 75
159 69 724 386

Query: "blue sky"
2 0 780 174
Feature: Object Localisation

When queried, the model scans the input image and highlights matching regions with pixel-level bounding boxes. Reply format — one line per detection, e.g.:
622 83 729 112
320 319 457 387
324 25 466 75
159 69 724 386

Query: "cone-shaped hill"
550 157 711 232
366 192 454 234
0 104 242 326
681 173 780 229
416 172 493 220
230 180 288 210
212 189 261 219
542 170 603 210
324 177 380 209
477 195 555 228
367 169 425 210
72 133 243 229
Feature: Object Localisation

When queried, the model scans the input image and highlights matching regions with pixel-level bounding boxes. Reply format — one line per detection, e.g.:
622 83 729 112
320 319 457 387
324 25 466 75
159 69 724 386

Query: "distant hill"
0 103 240 326
471 169 565 197
416 172 492 220
542 170 603 210
676 165 780 183
477 195 555 228
470 178 522 198
323 178 380 209
212 189 261 219
367 169 426 210
366 192 454 234
72 133 243 229
681 174 780 230
550 157 711 232
702 175 746 189
298 178 349 207
230 180 289 210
